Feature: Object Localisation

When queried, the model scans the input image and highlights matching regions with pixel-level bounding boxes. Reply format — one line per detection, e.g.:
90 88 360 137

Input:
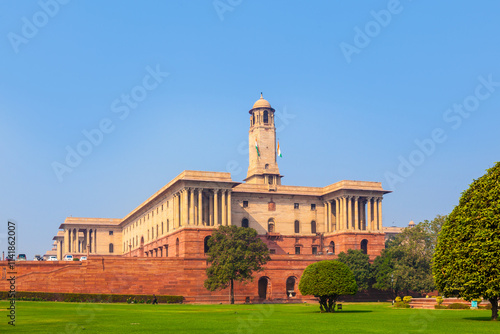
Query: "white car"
48 256 58 261
80 256 87 261
63 255 73 261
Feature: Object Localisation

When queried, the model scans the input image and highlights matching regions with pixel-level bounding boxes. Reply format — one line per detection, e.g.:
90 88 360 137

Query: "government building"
9 95 390 303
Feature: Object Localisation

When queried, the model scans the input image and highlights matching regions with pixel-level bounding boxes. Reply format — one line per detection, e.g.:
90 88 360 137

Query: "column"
189 188 195 226
86 229 90 253
339 198 345 231
198 189 203 226
366 197 372 231
335 198 340 231
346 196 352 230
227 191 232 226
59 240 63 260
209 191 214 226
182 189 188 227
354 196 359 231
373 198 379 231
214 189 219 226
93 229 97 254
173 194 177 228
221 190 227 226
377 197 383 230
65 229 70 254
324 202 329 233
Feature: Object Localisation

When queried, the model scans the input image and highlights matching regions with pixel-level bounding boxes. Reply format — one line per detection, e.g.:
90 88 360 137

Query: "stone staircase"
409 297 472 309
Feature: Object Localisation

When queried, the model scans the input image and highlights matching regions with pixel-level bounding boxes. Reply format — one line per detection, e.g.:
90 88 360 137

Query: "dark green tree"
433 162 500 321
299 260 357 312
337 249 372 290
204 225 271 304
372 248 397 298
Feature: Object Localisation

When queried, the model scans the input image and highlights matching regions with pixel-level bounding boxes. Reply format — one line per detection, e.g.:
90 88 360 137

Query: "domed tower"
245 93 283 185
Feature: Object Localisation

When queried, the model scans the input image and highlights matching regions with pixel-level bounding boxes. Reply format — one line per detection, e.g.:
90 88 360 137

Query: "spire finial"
260 92 263 99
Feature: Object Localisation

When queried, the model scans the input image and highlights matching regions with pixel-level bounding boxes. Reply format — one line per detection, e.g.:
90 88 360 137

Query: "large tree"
299 260 357 312
433 162 500 321
337 249 372 290
204 225 271 304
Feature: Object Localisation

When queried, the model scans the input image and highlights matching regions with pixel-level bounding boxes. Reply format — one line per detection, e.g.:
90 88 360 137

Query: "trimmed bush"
447 303 470 309
436 296 443 305
0 291 183 304
434 305 447 309
395 297 402 303
395 301 410 308
403 296 412 304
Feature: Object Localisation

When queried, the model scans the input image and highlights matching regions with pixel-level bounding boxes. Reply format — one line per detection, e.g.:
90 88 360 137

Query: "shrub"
436 296 443 305
434 305 447 309
394 301 410 308
403 296 412 304
447 303 470 309
395 297 402 303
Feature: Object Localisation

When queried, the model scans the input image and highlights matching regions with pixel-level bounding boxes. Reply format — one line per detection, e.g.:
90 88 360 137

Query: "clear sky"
1 1 499 258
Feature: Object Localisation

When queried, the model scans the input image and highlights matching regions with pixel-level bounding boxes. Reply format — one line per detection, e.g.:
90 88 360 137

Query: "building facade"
51 95 391 262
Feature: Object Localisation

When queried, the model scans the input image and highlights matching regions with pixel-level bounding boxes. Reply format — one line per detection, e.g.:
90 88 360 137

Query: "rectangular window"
295 247 301 255
243 201 248 208
312 246 318 255
311 204 316 210
270 249 276 254
294 203 299 209
109 231 113 236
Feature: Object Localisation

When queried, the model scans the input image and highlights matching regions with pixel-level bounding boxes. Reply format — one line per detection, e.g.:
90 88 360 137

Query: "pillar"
86 229 91 253
182 189 188 227
65 229 70 254
173 193 177 228
354 196 359 231
93 229 97 254
347 196 352 230
189 188 195 226
214 189 219 226
209 191 214 226
335 198 340 231
373 198 379 231
367 197 372 230
324 202 329 232
198 189 203 226
377 197 383 230
227 191 232 226
221 189 227 226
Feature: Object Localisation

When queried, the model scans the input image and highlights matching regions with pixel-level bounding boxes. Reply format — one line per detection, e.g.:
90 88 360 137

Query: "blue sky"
1 1 499 258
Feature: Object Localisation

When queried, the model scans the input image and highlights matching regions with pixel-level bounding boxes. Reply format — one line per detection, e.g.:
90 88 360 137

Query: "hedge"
0 291 183 304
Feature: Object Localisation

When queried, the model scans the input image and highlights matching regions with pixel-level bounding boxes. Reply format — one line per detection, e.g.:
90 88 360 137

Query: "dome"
252 93 271 109
409 220 415 227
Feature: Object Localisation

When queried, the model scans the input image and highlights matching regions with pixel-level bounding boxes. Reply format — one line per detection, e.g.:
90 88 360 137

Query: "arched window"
361 239 368 255
263 110 269 124
175 238 179 257
311 221 317 234
268 219 275 233
294 220 300 233
109 243 114 253
204 236 211 253
329 241 335 254
252 114 255 125
242 218 249 228
265 164 269 169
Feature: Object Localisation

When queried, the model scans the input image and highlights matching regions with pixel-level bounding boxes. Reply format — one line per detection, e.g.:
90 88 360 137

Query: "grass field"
0 301 497 333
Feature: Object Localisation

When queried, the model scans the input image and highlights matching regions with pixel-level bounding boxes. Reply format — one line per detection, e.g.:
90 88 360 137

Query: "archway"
360 239 368 255
268 219 275 233
204 236 211 253
329 241 335 254
286 276 296 297
258 277 269 299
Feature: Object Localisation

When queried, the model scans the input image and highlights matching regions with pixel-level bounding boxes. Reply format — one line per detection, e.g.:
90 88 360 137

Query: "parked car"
63 254 73 261
80 256 87 261
48 256 58 261
16 254 27 261
33 255 44 261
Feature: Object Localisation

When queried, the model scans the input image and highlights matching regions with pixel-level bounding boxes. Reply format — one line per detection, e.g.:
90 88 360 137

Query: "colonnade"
64 228 97 254
324 196 383 232
172 188 232 228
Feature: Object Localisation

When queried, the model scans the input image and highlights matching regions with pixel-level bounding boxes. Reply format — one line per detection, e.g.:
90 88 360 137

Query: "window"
265 164 269 170
294 220 300 234
167 219 170 232
263 110 269 124
295 246 300 255
161 222 164 234
294 203 299 209
204 236 211 253
243 201 248 208
329 241 335 254
165 245 169 257
109 243 114 253
156 225 158 238
311 204 316 210
162 204 163 211
268 219 275 233
148 229 150 241
242 218 249 228
312 246 317 255
268 176 273 184
311 221 317 234
109 231 113 236
270 249 276 254
361 239 368 255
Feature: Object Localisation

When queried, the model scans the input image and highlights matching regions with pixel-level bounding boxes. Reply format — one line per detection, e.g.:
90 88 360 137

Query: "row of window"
240 218 317 234
243 201 317 210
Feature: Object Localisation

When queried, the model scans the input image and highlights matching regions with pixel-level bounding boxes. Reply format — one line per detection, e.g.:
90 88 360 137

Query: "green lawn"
0 301 497 333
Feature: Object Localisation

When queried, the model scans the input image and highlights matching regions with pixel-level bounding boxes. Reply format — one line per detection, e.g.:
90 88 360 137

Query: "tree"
372 216 445 296
433 162 500 321
299 260 357 312
204 225 271 304
337 249 372 290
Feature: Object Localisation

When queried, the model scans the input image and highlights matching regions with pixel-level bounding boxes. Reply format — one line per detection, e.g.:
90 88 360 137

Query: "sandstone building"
51 94 390 261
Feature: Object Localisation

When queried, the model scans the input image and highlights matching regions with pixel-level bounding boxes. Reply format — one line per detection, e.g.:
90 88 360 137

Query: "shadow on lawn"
462 317 495 322
308 310 373 314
